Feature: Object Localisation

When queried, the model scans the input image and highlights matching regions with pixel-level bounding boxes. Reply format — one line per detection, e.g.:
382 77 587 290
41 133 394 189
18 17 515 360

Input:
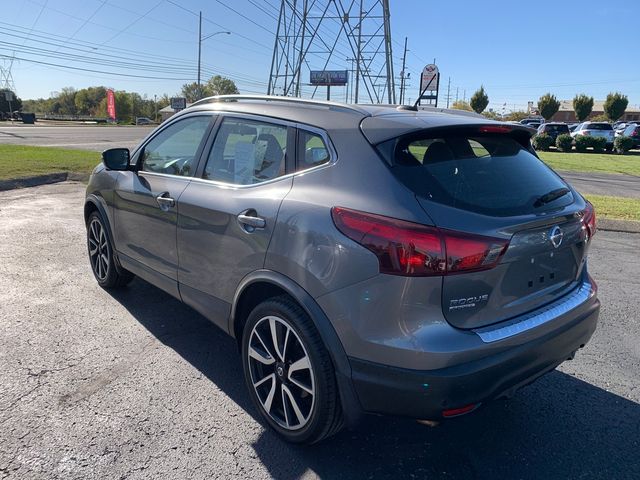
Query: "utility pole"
446 77 451 108
455 87 459 103
399 37 408 104
154 94 158 122
354 0 363 104
463 89 466 103
197 11 230 100
197 11 202 98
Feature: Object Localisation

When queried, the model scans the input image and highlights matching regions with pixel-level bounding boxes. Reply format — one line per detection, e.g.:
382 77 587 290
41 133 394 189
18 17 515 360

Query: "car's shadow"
110 279 640 479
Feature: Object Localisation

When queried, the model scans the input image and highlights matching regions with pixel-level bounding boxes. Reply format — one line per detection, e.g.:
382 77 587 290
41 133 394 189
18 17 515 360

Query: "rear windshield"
377 132 572 217
543 124 569 133
585 123 612 130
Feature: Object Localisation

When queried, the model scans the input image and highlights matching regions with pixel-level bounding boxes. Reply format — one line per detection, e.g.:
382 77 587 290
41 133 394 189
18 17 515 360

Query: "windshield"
377 132 573 217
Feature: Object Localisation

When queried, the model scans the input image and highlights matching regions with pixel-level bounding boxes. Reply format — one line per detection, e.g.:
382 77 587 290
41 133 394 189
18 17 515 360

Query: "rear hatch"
370 123 593 329
584 123 614 141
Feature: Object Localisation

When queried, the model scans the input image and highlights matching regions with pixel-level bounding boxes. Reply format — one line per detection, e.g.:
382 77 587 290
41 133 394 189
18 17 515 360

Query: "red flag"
107 89 116 120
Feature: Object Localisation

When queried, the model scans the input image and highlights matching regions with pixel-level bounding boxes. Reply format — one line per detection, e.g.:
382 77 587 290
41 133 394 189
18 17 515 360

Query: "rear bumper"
348 295 599 419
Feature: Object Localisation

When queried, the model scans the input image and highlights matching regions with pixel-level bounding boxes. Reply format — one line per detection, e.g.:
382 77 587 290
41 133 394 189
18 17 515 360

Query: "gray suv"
85 95 600 444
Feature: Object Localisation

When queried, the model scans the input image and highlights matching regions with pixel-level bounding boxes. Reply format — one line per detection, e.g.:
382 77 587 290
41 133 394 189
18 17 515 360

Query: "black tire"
86 211 134 289
241 295 343 444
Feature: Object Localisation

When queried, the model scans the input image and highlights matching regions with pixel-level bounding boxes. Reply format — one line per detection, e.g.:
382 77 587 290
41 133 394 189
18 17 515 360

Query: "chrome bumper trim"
473 281 593 343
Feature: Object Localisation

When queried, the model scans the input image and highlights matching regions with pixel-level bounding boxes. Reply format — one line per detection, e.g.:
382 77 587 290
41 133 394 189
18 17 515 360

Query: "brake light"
478 125 512 134
632 130 639 137
582 131 591 136
442 403 479 417
331 207 509 277
582 201 597 240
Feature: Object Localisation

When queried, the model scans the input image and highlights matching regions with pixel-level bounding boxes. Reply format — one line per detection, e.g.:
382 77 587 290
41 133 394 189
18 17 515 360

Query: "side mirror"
102 148 131 170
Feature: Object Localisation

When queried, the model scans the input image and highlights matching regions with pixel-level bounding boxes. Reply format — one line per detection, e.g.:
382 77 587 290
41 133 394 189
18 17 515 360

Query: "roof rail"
190 94 370 115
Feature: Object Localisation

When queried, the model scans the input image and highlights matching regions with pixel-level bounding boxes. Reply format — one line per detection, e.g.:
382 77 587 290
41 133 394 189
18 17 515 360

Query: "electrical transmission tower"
267 0 395 104
0 56 17 93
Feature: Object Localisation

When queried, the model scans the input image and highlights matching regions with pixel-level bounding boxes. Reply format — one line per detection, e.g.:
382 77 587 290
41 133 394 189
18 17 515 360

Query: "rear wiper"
533 187 570 208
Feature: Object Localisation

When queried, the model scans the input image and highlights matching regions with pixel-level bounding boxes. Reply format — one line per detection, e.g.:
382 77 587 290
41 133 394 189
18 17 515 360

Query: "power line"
0 54 193 80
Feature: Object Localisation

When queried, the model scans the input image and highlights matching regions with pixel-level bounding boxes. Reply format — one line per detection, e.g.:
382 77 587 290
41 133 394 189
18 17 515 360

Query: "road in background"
559 170 640 199
0 182 639 479
0 124 154 151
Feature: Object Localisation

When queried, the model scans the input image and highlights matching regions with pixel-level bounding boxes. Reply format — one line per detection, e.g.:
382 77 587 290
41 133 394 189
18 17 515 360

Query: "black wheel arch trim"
84 194 127 275
230 269 363 427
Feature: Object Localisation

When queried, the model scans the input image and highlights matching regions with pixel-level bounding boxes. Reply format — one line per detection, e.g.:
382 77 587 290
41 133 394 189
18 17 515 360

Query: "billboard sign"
419 64 440 106
420 64 439 90
171 97 187 111
106 89 116 120
310 70 348 86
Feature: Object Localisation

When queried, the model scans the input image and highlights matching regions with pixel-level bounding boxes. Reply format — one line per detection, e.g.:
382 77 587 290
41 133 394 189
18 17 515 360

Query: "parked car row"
532 119 640 151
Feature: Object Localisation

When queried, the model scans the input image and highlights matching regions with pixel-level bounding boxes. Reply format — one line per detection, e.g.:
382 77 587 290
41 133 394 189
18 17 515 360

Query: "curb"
597 218 640 234
0 172 90 192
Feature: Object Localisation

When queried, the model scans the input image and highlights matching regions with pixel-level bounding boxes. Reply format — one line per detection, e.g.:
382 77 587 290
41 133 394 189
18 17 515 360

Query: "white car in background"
570 122 615 151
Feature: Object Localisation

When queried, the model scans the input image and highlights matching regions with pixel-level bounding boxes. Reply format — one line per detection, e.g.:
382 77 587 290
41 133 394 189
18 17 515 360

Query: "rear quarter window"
378 132 572 217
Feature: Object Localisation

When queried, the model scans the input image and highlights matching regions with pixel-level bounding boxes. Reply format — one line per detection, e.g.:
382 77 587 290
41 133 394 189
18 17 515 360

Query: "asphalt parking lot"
1 182 639 479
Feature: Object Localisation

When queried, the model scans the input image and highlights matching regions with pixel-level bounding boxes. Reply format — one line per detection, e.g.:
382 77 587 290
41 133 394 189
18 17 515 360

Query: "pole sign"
419 64 440 107
170 97 187 111
4 91 14 102
310 70 348 86
106 89 116 120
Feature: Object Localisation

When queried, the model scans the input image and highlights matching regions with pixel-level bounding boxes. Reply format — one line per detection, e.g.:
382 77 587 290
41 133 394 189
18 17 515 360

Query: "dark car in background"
621 123 640 148
537 122 570 142
84 95 600 444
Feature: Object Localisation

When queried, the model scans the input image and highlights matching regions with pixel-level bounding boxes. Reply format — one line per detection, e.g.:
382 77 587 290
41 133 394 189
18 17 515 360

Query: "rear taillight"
632 130 639 137
582 201 597 240
582 131 591 136
331 207 509 277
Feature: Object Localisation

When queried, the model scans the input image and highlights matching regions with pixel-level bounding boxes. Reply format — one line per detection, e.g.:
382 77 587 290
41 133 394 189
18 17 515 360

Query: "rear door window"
203 117 289 185
378 132 572 216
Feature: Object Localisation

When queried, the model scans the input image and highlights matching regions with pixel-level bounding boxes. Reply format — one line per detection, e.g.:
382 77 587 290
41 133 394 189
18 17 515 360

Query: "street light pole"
197 12 231 100
197 11 202 96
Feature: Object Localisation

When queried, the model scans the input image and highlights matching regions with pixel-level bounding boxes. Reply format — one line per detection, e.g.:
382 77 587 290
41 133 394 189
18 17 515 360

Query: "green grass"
584 194 640 222
539 150 640 176
0 145 99 180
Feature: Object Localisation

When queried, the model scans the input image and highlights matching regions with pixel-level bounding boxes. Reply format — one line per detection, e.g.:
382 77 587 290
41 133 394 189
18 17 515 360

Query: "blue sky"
1 0 638 112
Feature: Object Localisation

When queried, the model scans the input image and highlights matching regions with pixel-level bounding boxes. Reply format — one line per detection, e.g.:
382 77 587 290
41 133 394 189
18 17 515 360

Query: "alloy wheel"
247 315 316 430
88 217 110 282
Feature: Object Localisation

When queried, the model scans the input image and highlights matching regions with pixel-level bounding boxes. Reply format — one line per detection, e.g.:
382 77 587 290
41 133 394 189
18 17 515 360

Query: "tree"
470 86 489 114
603 92 628 122
537 93 560 120
0 90 22 114
180 82 201 103
206 75 239 96
181 75 239 102
572 94 593 122
482 109 501 120
504 111 529 122
450 100 472 111
74 86 106 116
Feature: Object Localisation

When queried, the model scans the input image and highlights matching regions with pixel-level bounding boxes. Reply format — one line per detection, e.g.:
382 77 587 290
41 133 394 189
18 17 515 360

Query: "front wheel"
87 211 134 288
241 296 343 444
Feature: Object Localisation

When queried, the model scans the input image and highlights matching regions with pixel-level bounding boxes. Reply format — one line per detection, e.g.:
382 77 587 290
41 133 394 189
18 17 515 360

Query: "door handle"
237 212 266 231
156 192 175 209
